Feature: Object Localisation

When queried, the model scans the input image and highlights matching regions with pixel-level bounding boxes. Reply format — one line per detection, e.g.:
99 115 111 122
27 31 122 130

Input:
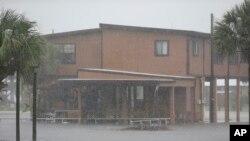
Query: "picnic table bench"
86 117 170 129
129 118 170 129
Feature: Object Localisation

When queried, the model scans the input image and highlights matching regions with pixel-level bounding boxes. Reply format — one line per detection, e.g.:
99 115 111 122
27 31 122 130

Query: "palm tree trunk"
16 67 20 141
248 54 250 125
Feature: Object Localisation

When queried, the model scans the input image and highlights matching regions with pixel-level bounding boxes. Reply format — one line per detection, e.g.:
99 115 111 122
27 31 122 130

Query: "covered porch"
39 68 198 125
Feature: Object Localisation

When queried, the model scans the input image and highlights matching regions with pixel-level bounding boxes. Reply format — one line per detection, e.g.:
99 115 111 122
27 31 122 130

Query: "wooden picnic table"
129 118 170 129
85 117 170 129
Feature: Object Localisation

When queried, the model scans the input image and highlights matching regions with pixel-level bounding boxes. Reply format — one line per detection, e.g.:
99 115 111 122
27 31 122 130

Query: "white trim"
79 68 195 79
58 78 174 82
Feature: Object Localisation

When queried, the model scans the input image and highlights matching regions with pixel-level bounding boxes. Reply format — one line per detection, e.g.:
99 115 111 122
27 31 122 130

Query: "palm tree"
213 0 250 124
0 10 46 141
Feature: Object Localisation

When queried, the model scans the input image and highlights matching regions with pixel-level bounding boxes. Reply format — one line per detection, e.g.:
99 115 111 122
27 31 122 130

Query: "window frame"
154 40 169 56
240 54 248 64
136 86 144 100
55 43 76 64
213 51 224 65
192 40 199 56
229 53 238 65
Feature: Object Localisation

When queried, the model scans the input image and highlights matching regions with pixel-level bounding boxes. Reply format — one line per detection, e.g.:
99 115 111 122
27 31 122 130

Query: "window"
55 44 76 64
229 53 238 65
135 86 144 110
240 54 248 63
192 40 198 56
213 51 223 64
136 86 144 100
155 40 169 56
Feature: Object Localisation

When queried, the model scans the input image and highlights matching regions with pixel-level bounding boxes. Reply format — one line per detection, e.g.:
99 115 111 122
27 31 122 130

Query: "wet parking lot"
0 118 233 141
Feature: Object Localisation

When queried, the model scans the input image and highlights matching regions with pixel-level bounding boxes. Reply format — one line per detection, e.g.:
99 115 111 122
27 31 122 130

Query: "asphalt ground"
0 118 240 141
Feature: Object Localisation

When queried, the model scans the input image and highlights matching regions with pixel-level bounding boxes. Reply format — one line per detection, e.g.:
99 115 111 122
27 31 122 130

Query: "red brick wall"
47 27 248 78
188 37 248 78
102 28 188 76
47 32 102 76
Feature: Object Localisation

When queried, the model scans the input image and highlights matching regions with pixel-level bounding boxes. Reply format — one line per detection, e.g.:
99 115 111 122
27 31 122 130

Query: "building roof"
44 23 210 38
100 23 210 38
44 28 101 38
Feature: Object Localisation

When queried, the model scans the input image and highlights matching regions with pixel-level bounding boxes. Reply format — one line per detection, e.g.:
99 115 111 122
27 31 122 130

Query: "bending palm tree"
0 10 46 141
213 0 250 124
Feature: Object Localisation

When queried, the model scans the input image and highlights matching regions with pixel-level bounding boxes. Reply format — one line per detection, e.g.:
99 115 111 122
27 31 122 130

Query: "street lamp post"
32 66 38 141
16 67 20 141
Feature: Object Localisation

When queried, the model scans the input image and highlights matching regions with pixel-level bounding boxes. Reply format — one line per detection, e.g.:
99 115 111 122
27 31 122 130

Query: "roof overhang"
78 68 195 80
58 78 174 85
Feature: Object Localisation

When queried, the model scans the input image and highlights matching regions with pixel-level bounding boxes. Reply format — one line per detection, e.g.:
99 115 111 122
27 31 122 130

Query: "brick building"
42 23 248 124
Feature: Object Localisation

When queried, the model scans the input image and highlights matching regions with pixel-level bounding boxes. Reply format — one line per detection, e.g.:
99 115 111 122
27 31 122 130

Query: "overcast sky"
1 0 244 34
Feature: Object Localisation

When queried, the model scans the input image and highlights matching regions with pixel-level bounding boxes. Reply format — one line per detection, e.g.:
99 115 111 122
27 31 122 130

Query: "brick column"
121 86 128 124
169 87 175 125
186 87 191 112
236 78 241 122
186 87 191 123
200 77 205 123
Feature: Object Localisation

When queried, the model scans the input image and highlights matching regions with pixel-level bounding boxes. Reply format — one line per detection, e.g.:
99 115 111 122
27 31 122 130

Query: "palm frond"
213 0 250 58
0 9 48 86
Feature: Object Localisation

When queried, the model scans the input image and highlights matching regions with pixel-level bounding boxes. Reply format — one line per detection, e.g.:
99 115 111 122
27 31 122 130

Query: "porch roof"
78 68 195 80
57 78 174 85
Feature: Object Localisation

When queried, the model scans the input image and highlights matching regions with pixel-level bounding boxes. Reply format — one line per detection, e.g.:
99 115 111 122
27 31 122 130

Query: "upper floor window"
55 44 76 64
229 53 238 65
192 40 199 56
240 54 248 63
213 51 223 65
155 40 169 56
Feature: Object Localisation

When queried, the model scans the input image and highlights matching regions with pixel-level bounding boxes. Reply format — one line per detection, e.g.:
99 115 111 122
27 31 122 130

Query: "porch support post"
116 86 120 118
186 87 191 123
169 87 175 125
121 86 128 123
225 77 229 122
213 78 218 122
186 87 191 112
78 89 82 123
236 78 241 122
200 77 205 123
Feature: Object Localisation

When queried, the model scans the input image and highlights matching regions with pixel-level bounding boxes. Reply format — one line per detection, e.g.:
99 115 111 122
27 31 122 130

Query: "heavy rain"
0 0 249 141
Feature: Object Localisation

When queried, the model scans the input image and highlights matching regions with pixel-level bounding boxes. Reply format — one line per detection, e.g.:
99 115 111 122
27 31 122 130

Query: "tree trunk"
248 54 250 125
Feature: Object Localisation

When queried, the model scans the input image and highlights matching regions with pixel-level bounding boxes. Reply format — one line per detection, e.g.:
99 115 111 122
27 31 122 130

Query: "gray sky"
0 0 244 34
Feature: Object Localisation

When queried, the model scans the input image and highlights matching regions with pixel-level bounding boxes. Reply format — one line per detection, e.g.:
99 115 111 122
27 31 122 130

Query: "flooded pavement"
0 118 236 141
